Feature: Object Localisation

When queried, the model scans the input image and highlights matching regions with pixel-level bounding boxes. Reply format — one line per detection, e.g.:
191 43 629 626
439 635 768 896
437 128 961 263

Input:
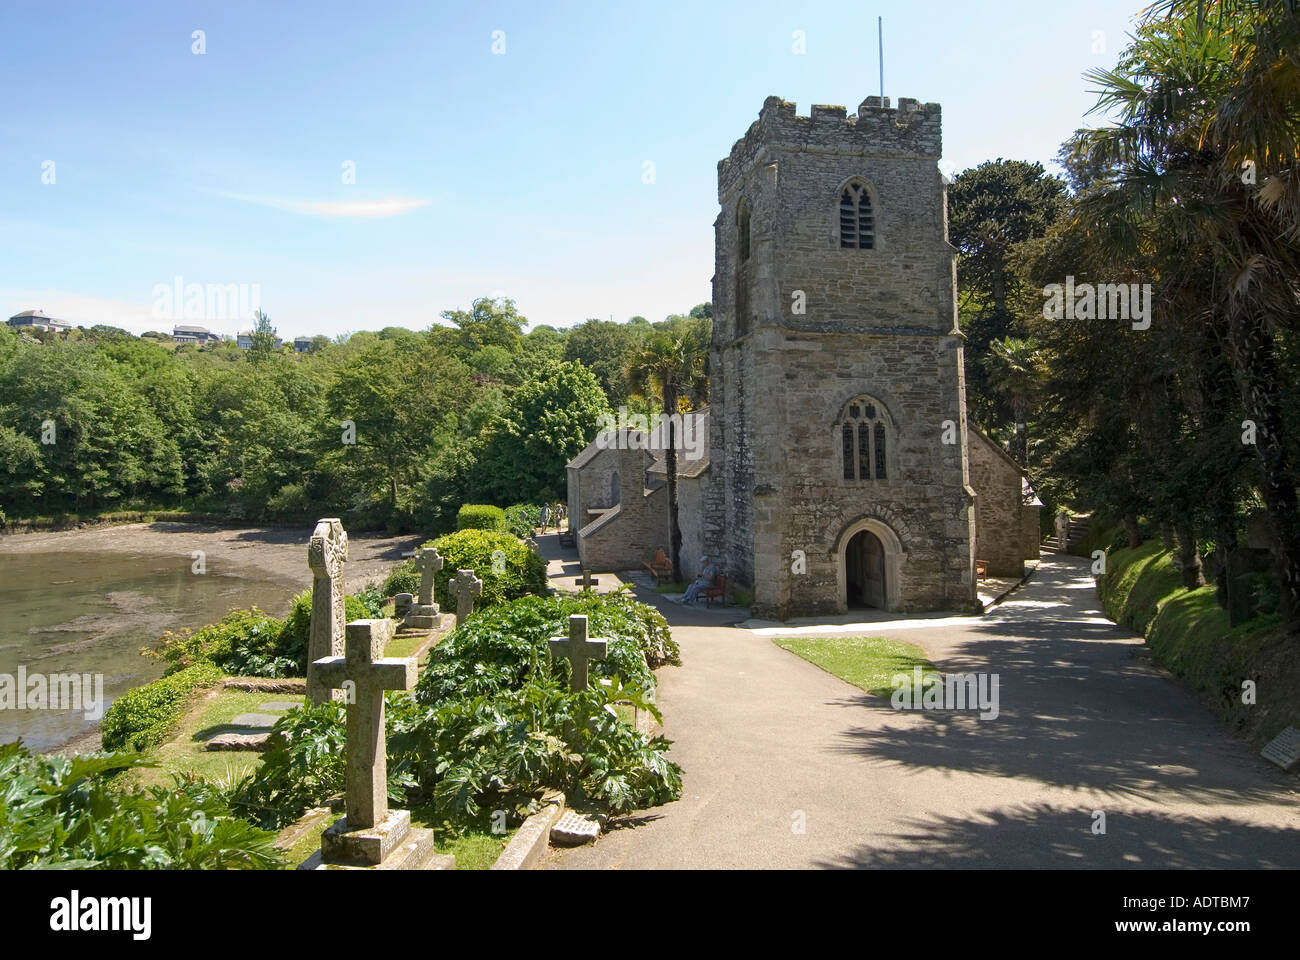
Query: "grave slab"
258 701 300 713
230 713 282 728
204 732 271 752
1261 726 1300 771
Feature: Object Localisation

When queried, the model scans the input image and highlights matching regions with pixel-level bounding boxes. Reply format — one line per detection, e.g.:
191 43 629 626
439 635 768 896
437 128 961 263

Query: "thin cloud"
222 194 432 218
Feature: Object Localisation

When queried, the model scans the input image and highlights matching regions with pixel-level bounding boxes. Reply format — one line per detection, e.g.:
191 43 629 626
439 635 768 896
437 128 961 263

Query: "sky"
0 0 1145 338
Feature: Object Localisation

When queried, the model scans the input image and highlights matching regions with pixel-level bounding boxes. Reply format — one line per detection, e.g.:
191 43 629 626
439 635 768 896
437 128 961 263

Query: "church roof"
647 408 710 477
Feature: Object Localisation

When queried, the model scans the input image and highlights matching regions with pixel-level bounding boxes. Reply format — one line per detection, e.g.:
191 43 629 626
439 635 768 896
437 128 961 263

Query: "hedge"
426 528 547 612
456 504 508 533
100 662 225 751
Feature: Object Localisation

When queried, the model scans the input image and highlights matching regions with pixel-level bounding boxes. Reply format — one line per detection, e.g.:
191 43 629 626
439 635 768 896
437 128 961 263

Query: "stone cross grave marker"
1261 725 1300 771
548 614 608 692
310 619 417 865
306 518 348 705
404 547 443 630
414 547 442 607
578 567 600 591
450 568 482 627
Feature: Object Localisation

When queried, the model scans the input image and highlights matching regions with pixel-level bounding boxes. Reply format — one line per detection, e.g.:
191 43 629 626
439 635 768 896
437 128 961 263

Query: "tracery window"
838 182 874 249
838 396 888 480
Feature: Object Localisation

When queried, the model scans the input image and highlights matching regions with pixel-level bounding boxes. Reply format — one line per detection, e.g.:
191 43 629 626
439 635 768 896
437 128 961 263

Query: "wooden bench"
642 549 672 583
700 575 726 607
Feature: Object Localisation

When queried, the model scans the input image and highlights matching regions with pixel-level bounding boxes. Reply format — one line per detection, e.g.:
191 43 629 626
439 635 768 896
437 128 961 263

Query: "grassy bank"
1096 540 1297 748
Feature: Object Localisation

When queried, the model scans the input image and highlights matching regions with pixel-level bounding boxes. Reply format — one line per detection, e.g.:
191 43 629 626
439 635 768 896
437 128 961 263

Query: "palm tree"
982 336 1044 464
1073 1 1300 631
625 326 707 583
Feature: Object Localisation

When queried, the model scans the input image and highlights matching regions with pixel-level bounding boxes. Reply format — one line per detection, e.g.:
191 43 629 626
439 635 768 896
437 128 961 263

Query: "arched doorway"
845 529 887 609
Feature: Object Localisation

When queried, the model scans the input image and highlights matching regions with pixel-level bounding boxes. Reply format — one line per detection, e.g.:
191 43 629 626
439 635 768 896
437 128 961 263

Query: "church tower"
705 95 978 620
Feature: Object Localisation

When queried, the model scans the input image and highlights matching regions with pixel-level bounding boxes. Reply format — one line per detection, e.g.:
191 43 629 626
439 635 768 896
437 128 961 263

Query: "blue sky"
0 0 1144 338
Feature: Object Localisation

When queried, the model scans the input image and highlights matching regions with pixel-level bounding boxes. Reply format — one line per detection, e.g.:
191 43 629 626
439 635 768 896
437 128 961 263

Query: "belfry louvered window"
838 396 888 481
839 183 874 249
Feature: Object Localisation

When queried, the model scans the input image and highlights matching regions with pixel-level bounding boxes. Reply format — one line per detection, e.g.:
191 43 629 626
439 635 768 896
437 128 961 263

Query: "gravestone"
551 808 601 846
306 518 348 705
450 569 482 627
404 547 443 630
578 568 600 591
301 619 451 870
547 614 608 692
1260 726 1300 772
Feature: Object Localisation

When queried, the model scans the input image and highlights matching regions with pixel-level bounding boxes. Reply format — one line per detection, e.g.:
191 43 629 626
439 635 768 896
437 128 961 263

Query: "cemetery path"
545 553 1300 869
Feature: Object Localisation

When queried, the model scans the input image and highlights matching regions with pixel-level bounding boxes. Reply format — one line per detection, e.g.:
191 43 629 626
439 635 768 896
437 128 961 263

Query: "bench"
642 549 672 583
700 575 726 607
975 559 988 579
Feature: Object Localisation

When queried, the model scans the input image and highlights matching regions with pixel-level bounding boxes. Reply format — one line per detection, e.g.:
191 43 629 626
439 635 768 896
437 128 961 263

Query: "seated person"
682 556 718 604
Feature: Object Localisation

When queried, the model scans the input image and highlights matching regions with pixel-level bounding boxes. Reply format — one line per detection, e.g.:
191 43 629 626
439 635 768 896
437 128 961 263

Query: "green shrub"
100 662 225 751
504 503 540 539
0 743 282 869
381 559 420 597
456 503 508 532
150 607 284 677
427 529 547 612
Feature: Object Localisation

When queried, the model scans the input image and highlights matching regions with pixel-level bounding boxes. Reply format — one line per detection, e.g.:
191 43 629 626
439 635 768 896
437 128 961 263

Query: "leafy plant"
234 590 682 833
504 502 540 539
0 742 283 869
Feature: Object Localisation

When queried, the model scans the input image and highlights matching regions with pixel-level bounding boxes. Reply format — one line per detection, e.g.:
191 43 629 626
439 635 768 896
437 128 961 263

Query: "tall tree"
625 326 708 582
1075 0 1300 631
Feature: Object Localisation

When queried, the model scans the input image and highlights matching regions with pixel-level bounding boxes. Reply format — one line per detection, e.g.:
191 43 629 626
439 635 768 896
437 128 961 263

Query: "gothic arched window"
735 197 752 336
838 182 874 249
837 396 888 480
737 198 751 262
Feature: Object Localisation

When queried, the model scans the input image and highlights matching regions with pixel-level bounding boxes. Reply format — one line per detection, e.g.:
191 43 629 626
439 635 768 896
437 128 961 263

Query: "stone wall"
967 427 1027 578
578 447 666 573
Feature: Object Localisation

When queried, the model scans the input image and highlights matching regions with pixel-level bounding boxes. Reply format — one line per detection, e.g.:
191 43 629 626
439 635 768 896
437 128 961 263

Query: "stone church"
567 95 1039 620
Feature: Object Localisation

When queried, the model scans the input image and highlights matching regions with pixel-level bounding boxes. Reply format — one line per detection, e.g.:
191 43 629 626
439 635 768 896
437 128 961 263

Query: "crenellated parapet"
718 95 942 197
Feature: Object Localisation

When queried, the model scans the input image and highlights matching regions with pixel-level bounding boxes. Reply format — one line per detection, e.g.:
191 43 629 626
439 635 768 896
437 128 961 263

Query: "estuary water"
0 551 296 752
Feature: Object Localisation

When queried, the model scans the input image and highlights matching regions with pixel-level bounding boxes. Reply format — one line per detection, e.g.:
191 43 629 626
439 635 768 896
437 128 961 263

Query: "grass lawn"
128 687 304 790
385 630 434 659
773 635 935 696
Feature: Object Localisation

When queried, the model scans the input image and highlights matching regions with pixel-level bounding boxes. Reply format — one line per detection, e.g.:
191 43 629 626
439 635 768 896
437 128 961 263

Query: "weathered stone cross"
578 567 600 591
307 517 348 705
450 568 482 626
548 614 608 692
310 619 415 830
413 547 443 607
